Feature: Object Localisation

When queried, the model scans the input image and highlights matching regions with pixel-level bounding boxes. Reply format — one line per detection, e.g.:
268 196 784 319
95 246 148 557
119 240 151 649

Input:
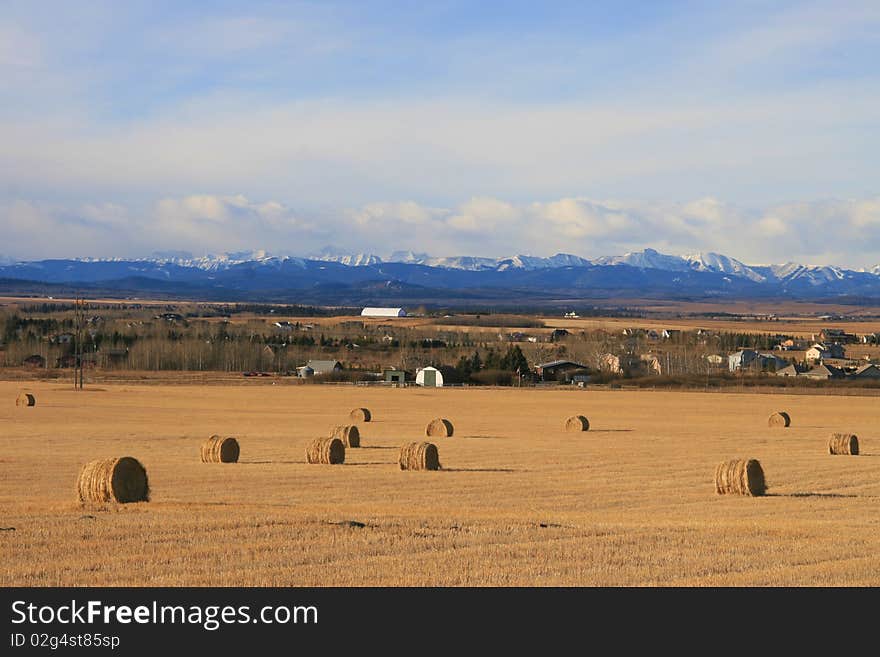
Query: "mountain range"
2 248 880 306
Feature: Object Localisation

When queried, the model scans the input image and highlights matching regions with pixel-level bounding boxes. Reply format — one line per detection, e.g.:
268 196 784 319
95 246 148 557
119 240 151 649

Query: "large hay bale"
306 437 345 464
714 459 766 496
329 425 360 448
829 433 859 456
426 418 454 437
200 435 240 463
15 392 35 407
399 442 441 471
564 415 590 432
768 411 791 428
350 407 372 422
76 457 149 504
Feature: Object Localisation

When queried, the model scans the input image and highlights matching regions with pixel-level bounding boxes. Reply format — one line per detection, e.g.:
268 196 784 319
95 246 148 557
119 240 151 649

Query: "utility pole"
74 297 86 390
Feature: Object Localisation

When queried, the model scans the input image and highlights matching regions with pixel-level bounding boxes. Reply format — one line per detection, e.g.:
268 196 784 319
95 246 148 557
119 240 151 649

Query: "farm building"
305 360 342 375
361 307 406 318
383 367 410 383
535 360 589 382
415 366 444 387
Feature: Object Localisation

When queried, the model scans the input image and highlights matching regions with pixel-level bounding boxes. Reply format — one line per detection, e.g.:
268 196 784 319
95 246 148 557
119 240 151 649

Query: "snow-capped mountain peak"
684 252 766 282
593 248 692 271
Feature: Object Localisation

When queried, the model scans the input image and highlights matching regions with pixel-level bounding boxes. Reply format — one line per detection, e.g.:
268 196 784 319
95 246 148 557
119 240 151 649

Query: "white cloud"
5 194 880 267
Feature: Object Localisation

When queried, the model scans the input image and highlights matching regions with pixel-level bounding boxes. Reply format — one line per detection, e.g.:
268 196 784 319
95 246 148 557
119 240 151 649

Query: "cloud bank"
4 195 880 268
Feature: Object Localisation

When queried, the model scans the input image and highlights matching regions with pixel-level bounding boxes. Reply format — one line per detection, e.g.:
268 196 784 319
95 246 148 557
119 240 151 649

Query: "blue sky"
2 1 880 264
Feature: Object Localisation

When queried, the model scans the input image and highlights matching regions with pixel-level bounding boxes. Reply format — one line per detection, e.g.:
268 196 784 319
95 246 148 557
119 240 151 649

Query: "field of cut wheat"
2 381 879 586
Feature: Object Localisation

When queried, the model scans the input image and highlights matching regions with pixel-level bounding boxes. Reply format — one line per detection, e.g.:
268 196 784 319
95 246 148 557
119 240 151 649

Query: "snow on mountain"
594 248 692 271
387 250 431 264
385 252 590 271
684 252 766 282
76 250 306 271
495 253 591 271
768 263 847 285
315 252 383 266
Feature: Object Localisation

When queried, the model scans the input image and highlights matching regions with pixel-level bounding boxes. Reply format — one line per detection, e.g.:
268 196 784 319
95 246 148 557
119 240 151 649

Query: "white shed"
361 307 406 318
415 366 444 387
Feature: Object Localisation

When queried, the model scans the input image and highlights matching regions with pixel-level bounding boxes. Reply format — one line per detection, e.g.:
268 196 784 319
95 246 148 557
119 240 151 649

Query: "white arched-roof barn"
361 307 406 318
415 366 444 387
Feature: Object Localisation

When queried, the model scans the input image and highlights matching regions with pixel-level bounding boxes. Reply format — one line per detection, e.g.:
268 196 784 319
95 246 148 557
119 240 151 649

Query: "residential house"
802 364 845 379
776 363 809 377
819 328 857 344
729 350 788 372
805 343 846 363
852 363 880 379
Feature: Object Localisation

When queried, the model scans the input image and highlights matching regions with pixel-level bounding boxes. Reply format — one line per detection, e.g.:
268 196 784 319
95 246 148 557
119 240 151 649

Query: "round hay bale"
350 407 372 422
306 437 345 464
425 418 454 438
399 442 441 471
714 459 766 496
200 435 240 463
768 411 791 428
15 392 35 407
76 456 149 504
564 415 590 432
829 433 859 456
329 425 360 448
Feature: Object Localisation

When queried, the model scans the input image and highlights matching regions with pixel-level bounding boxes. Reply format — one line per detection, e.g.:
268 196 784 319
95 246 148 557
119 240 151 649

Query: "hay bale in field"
829 433 859 456
426 418 454 437
399 442 441 471
564 415 590 432
329 425 360 448
76 457 149 504
15 392 35 407
768 411 791 428
714 459 766 497
200 435 240 463
349 407 372 422
306 437 345 464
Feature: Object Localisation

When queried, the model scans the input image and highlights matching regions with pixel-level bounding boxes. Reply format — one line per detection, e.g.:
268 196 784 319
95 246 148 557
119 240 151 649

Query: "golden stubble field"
2 381 880 586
